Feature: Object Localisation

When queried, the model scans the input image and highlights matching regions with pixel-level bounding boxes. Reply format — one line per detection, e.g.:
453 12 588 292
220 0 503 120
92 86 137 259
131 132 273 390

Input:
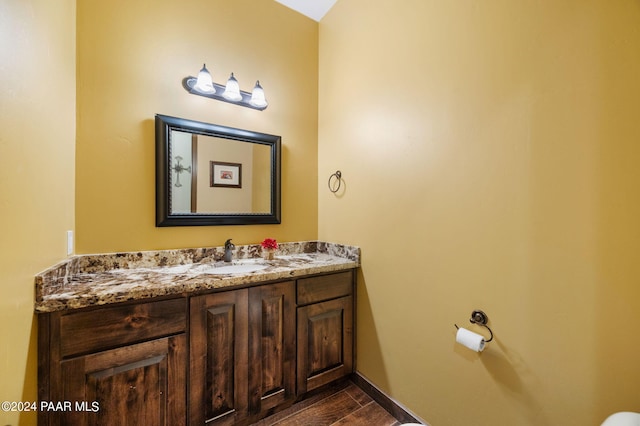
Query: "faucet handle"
223 239 235 262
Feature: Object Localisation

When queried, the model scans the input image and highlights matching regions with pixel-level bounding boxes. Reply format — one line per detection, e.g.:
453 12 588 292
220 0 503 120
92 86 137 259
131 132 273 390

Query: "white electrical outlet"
67 230 74 255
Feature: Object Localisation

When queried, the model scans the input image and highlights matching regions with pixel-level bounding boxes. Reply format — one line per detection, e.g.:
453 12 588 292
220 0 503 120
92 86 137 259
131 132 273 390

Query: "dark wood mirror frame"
155 114 281 226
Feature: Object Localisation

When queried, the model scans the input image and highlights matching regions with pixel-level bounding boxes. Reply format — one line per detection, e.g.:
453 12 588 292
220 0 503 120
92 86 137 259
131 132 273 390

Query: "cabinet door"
248 281 296 414
189 290 249 425
297 295 353 394
59 334 186 426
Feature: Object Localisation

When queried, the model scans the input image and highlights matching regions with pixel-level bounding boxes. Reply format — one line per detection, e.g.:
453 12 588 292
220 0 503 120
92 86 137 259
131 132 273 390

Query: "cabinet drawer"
297 271 353 305
59 298 186 358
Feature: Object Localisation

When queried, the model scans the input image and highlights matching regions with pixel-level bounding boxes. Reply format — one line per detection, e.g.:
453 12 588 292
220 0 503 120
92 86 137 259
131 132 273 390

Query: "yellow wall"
1 1 315 424
319 1 640 425
0 0 76 425
76 0 318 253
4 1 640 425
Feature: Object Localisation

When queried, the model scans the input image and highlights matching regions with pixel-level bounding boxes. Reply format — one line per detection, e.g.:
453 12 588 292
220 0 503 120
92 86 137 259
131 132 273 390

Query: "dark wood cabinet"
189 281 296 425
38 298 188 426
39 269 354 425
61 334 186 425
247 282 296 414
296 271 354 394
189 289 248 425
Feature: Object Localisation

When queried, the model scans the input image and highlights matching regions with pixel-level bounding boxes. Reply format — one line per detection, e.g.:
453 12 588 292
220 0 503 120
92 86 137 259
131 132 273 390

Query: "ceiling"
274 0 337 22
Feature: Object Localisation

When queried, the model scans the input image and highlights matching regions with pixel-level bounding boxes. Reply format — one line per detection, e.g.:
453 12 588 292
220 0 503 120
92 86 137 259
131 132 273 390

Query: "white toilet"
601 412 640 426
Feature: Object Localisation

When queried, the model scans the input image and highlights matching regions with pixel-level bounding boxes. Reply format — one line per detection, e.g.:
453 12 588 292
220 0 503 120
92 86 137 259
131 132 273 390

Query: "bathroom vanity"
35 241 359 426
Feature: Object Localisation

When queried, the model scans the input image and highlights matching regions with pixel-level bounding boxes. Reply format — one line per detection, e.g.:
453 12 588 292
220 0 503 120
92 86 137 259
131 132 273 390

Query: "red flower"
261 238 278 250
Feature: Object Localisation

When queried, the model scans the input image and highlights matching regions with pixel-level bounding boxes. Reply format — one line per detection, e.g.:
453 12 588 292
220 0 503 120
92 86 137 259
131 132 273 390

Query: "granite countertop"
35 241 360 313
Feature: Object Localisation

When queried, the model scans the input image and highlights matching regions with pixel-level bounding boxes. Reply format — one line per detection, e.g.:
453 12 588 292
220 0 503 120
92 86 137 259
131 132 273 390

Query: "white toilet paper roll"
456 327 486 352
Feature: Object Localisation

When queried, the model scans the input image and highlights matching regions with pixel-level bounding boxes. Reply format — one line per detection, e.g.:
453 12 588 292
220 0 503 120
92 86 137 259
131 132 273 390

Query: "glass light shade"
222 73 242 101
250 81 268 108
194 64 215 93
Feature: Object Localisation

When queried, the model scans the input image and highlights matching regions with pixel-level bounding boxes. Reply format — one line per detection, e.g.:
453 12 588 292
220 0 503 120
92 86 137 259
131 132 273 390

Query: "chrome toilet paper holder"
455 309 494 342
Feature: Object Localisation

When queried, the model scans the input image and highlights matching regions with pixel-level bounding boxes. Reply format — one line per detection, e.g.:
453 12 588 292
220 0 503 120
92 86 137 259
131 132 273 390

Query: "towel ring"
328 170 342 193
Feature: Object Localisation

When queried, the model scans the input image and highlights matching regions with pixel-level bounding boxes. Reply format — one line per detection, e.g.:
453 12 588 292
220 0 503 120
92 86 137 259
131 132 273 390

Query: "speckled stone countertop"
35 241 360 313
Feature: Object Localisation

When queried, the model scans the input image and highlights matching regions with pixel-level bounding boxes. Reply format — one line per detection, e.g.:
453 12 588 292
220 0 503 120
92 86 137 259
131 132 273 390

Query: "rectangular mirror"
155 114 281 226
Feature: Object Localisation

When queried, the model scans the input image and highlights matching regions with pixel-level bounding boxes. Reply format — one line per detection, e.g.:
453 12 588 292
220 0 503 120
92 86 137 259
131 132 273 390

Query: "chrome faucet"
224 239 235 262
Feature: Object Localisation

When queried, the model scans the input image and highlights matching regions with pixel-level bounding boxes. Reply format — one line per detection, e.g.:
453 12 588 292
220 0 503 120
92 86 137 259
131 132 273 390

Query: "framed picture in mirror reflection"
210 161 242 188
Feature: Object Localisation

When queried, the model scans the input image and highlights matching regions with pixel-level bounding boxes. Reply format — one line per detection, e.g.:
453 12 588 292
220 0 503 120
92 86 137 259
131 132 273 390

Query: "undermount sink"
154 260 269 275
197 263 269 275
157 264 194 274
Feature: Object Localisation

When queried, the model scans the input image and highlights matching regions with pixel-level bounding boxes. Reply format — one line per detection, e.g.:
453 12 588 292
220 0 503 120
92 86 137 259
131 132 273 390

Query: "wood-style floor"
253 380 402 426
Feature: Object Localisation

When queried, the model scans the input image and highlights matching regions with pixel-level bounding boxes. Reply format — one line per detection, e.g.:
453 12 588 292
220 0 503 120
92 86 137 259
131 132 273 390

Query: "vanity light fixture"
182 64 268 111
250 81 268 108
195 64 215 94
222 73 242 101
